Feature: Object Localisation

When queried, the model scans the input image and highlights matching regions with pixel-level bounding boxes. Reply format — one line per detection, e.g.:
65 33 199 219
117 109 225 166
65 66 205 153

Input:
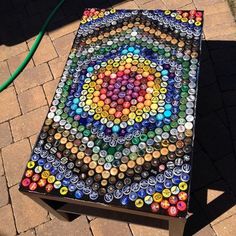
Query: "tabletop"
19 8 203 221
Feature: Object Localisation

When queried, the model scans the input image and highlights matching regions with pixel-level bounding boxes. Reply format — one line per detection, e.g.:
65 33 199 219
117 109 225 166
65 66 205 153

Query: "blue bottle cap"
68 184 76 192
43 163 52 170
75 190 83 199
83 186 92 195
164 110 172 118
146 186 155 195
137 189 146 198
131 183 140 192
155 183 164 192
164 179 173 189
120 196 129 205
139 179 149 189
56 173 64 181
172 175 181 185
31 154 39 161
89 191 99 200
181 173 190 182
129 192 138 201
38 158 46 166
156 174 165 183
76 180 85 190
114 189 123 199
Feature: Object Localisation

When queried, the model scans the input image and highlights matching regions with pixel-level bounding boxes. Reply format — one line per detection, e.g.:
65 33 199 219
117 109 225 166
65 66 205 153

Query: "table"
19 8 203 236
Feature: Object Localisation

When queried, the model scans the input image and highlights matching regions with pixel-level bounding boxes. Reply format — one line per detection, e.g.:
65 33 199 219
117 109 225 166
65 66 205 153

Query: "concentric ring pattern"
20 9 203 217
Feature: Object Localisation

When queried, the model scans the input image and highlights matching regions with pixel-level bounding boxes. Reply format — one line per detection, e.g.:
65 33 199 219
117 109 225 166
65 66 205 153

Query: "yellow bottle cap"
135 199 144 208
60 187 68 195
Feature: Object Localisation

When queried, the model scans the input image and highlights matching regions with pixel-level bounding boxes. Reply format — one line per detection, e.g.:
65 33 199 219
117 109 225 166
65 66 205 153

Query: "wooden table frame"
20 187 187 236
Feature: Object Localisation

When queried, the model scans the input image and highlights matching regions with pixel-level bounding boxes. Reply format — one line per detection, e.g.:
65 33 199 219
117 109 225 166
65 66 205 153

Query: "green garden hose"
0 0 65 92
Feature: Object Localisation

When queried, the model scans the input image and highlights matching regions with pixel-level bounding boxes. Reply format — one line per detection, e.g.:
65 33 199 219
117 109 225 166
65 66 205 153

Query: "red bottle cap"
151 202 160 213
177 201 187 211
161 200 170 209
168 206 178 217
169 195 178 205
178 191 188 201
29 182 37 191
21 178 31 187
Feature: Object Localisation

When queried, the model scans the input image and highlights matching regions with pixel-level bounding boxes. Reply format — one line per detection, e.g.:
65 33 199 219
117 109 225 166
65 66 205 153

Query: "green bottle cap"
129 153 137 160
180 92 188 98
140 134 148 142
152 46 158 52
179 104 186 111
163 125 171 132
58 103 65 109
61 112 68 119
132 137 140 145
106 155 114 163
66 117 73 124
72 121 79 128
181 85 189 92
78 125 85 132
178 111 186 118
108 147 116 155
147 131 155 138
83 129 91 137
170 121 178 128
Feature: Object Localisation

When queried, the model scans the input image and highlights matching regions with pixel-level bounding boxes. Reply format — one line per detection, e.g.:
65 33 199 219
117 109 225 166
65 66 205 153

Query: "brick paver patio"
1 0 236 235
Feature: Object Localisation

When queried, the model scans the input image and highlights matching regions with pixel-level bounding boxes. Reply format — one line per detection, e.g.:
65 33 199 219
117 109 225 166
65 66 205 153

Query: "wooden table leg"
169 218 186 236
31 196 80 221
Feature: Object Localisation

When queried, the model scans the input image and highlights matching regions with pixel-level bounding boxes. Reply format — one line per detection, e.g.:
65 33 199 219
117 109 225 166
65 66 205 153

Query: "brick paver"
29 133 39 149
0 122 13 148
0 61 11 86
18 86 47 114
1 139 31 187
0 204 17 236
10 106 48 141
7 51 34 74
162 0 193 8
48 55 67 79
0 0 236 236
27 35 58 66
0 176 9 207
201 1 232 15
138 0 166 9
129 224 168 236
35 216 92 236
180 3 198 10
43 78 60 104
205 12 235 27
114 0 139 9
212 215 236 236
204 23 236 40
0 87 21 123
49 20 80 41
87 215 96 221
193 225 216 236
19 229 36 236
53 33 75 57
134 0 151 6
0 42 28 61
0 152 4 176
14 63 53 94
90 218 132 236
10 185 49 233
194 0 225 8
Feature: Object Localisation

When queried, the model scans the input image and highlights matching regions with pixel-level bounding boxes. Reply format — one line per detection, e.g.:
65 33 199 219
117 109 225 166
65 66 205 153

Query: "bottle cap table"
19 8 203 236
